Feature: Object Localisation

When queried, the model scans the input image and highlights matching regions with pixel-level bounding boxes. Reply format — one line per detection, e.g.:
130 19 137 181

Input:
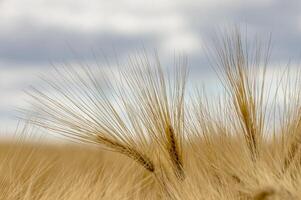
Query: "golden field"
2 30 301 199
0 135 299 199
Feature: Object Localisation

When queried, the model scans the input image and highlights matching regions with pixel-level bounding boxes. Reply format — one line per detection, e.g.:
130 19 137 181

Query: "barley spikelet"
209 28 270 161
253 188 276 200
96 135 154 172
253 187 296 200
282 129 301 175
165 125 184 179
283 137 299 173
279 68 301 174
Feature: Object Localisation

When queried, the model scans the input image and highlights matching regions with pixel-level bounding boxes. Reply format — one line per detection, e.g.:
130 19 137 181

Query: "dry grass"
2 29 301 199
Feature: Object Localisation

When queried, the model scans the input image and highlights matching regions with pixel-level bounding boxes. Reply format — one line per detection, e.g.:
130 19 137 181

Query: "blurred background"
0 0 300 134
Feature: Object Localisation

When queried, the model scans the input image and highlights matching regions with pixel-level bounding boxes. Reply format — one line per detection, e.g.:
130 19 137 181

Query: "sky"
0 0 301 134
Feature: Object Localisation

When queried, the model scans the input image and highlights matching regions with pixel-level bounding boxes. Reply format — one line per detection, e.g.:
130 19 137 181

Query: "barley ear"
165 125 184 179
96 135 155 172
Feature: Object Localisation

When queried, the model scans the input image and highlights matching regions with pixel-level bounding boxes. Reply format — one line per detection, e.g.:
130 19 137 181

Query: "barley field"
2 30 301 199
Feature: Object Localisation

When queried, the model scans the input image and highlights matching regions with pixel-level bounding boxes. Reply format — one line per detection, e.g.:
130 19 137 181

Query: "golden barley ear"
253 188 276 200
116 53 187 180
282 135 300 174
209 28 270 162
281 119 301 175
275 68 301 174
25 62 157 173
96 135 154 172
165 125 184 179
253 187 296 200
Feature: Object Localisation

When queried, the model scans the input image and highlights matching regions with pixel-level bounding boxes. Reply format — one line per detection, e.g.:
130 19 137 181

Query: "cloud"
182 0 301 62
0 0 299 65
0 25 161 64
0 0 205 64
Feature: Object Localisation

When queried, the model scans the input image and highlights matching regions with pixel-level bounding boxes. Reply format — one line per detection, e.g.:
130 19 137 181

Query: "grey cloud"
184 0 301 63
0 24 160 65
229 0 301 61
0 0 301 68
